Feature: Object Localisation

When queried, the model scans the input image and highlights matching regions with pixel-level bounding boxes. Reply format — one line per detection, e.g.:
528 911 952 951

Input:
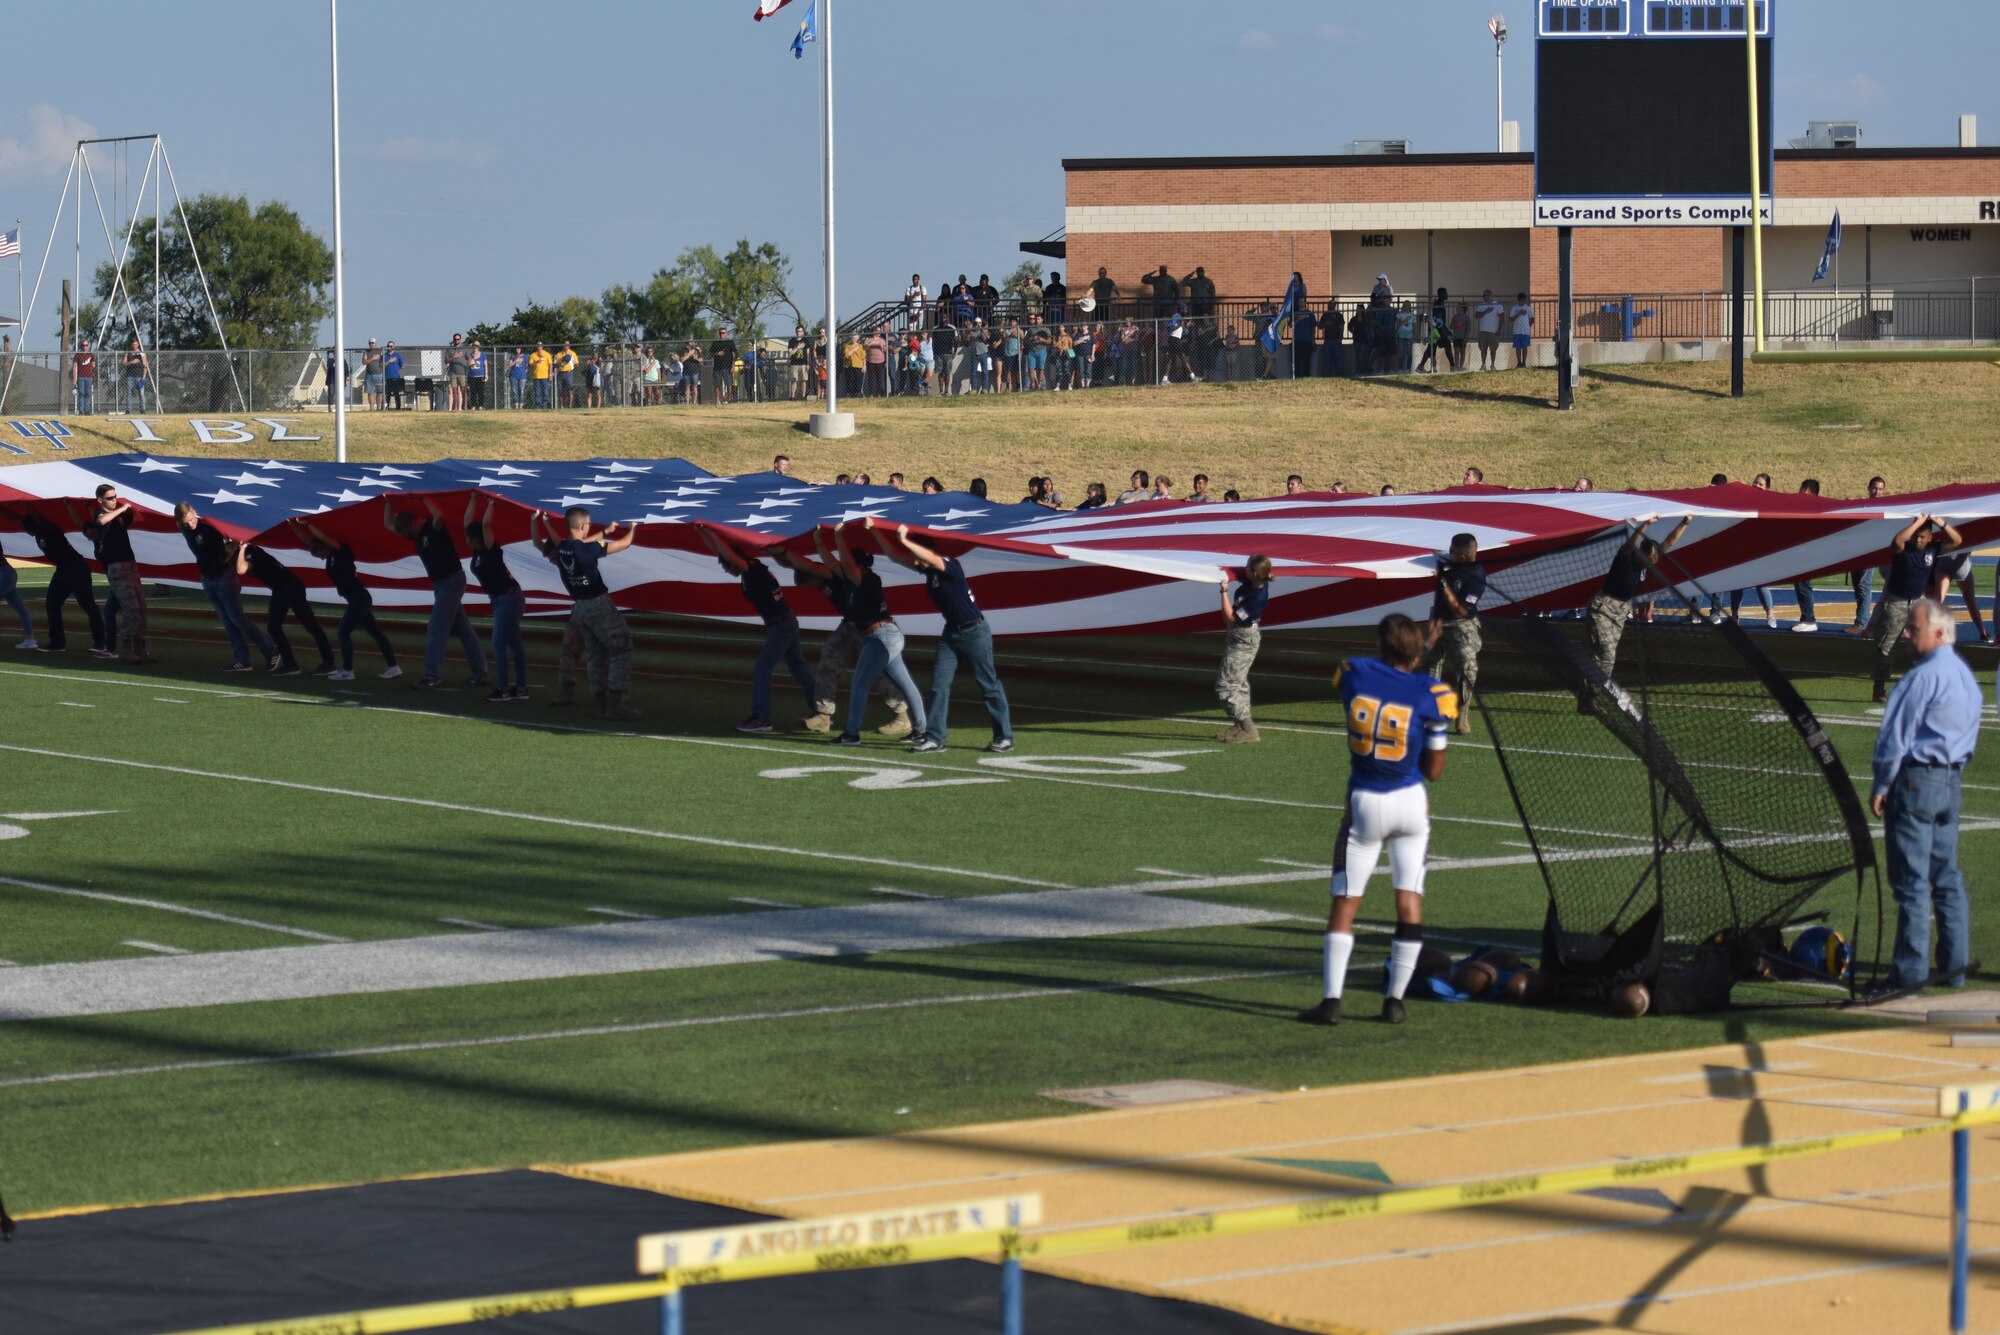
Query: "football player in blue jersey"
1299 613 1458 1027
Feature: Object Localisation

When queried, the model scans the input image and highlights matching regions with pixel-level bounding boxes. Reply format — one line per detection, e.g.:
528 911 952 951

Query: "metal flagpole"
329 0 349 462
808 0 851 438
153 140 160 412
1746 9 1766 353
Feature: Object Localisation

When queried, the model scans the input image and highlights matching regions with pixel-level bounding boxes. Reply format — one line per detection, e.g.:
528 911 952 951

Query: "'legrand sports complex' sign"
1534 0 1775 228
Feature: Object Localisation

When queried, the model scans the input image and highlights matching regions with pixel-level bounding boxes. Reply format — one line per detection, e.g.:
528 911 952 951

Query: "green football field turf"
0 577 1994 1217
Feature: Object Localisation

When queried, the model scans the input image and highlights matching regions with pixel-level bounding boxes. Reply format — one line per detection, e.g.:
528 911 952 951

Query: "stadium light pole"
328 0 349 464
807 0 853 440
1489 15 1508 154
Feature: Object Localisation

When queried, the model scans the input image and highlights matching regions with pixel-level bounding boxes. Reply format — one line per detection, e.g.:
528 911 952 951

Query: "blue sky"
0 0 1989 343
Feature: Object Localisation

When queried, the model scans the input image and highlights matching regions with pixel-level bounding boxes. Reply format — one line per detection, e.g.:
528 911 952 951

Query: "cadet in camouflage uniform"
1587 514 1690 681
1215 554 1274 743
531 506 638 720
1872 513 1962 703
1423 533 1485 735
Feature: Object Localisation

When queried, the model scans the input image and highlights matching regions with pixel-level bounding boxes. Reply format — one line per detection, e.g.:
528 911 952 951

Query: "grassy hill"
9 359 1996 497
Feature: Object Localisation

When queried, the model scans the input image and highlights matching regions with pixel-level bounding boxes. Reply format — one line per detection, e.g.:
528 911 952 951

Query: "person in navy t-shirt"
236 540 335 676
874 520 1013 753
701 526 818 733
1873 513 1965 702
531 505 638 719
828 522 927 747
383 495 489 689
1298 614 1457 1029
287 516 399 681
465 494 528 702
1215 555 1274 743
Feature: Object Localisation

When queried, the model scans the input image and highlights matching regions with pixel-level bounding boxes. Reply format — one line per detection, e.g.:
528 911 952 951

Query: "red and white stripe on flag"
752 0 795 19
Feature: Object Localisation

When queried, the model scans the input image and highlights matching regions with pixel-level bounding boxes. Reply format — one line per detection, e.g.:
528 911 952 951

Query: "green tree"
465 297 601 348
1002 260 1044 294
596 268 706 344
90 194 332 349
677 240 798 342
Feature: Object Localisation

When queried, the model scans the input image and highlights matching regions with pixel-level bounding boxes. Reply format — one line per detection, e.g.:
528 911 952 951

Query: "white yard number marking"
758 754 1192 793
976 756 1185 776
759 765 1005 791
0 810 117 841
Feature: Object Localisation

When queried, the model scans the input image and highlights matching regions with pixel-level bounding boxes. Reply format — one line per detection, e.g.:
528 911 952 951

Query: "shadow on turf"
1581 366 1732 400
12 972 1899 1279
1359 375 1554 412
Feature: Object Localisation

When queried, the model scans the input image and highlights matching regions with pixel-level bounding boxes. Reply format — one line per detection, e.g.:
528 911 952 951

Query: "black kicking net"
1464 528 1879 1003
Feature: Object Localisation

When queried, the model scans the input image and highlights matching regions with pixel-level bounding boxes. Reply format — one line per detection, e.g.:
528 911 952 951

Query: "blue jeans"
1851 567 1875 627
509 378 526 408
76 377 94 413
1 562 30 639
844 623 927 738
753 615 817 721
1117 347 1139 384
424 573 488 681
1731 586 1774 617
126 376 146 409
1886 765 1969 989
338 599 396 671
1792 581 1816 624
533 379 551 409
489 588 527 688
200 575 274 664
925 619 1011 745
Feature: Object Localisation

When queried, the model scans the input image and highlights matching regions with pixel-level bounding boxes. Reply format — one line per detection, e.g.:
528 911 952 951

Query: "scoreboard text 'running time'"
1534 0 1774 227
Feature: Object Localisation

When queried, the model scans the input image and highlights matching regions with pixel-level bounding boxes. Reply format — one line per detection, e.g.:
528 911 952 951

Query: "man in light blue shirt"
1871 598 1982 989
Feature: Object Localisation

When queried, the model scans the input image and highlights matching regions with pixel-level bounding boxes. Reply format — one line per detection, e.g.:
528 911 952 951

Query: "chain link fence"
2 279 1994 415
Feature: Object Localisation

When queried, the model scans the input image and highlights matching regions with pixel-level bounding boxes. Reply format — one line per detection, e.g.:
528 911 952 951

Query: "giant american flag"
2 454 1998 635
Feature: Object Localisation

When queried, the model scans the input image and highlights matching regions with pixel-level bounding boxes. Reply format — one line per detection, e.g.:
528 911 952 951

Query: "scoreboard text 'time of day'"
1534 0 1775 227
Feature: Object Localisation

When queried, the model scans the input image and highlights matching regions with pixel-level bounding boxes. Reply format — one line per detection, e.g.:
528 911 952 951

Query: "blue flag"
792 1 816 58
1812 210 1842 282
1260 274 1303 355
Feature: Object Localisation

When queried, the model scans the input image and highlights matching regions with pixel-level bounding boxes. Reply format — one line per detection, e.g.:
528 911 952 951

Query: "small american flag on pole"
0 229 20 259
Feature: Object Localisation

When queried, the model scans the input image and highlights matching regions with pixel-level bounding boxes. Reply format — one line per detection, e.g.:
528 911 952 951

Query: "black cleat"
1381 997 1406 1025
1296 997 1342 1026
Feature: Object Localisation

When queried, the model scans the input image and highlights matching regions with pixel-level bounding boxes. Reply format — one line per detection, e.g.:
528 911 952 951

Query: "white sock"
1386 939 1423 1001
1323 932 1355 1000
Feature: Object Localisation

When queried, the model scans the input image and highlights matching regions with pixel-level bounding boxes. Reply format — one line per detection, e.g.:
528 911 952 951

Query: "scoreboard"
1534 0 1774 227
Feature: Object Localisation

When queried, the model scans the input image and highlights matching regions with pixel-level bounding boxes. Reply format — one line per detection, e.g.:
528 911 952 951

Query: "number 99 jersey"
1332 657 1458 794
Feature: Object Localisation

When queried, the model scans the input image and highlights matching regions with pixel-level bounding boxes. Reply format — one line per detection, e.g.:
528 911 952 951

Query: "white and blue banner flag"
792 1 816 58
1812 210 1843 283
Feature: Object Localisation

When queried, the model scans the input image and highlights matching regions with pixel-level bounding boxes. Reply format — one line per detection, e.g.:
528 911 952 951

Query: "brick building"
1058 147 2000 339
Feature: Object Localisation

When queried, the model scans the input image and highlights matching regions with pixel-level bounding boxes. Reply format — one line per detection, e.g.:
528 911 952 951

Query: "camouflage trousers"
1586 594 1632 680
558 594 632 694
813 620 907 718
1872 595 1916 688
104 561 146 659
1215 624 1261 725
1423 618 1481 704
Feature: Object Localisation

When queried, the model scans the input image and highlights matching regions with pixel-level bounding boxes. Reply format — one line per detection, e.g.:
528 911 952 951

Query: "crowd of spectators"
321 268 1549 414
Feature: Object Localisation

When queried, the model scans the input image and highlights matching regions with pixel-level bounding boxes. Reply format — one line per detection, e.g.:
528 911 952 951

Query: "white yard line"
0 874 350 943
0 967 1301 1088
121 941 187 956
0 888 1291 1022
438 918 508 932
0 744 1073 891
585 907 658 921
729 897 801 910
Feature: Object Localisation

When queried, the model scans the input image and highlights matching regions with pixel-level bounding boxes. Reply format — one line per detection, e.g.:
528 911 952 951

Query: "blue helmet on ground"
1788 927 1851 982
